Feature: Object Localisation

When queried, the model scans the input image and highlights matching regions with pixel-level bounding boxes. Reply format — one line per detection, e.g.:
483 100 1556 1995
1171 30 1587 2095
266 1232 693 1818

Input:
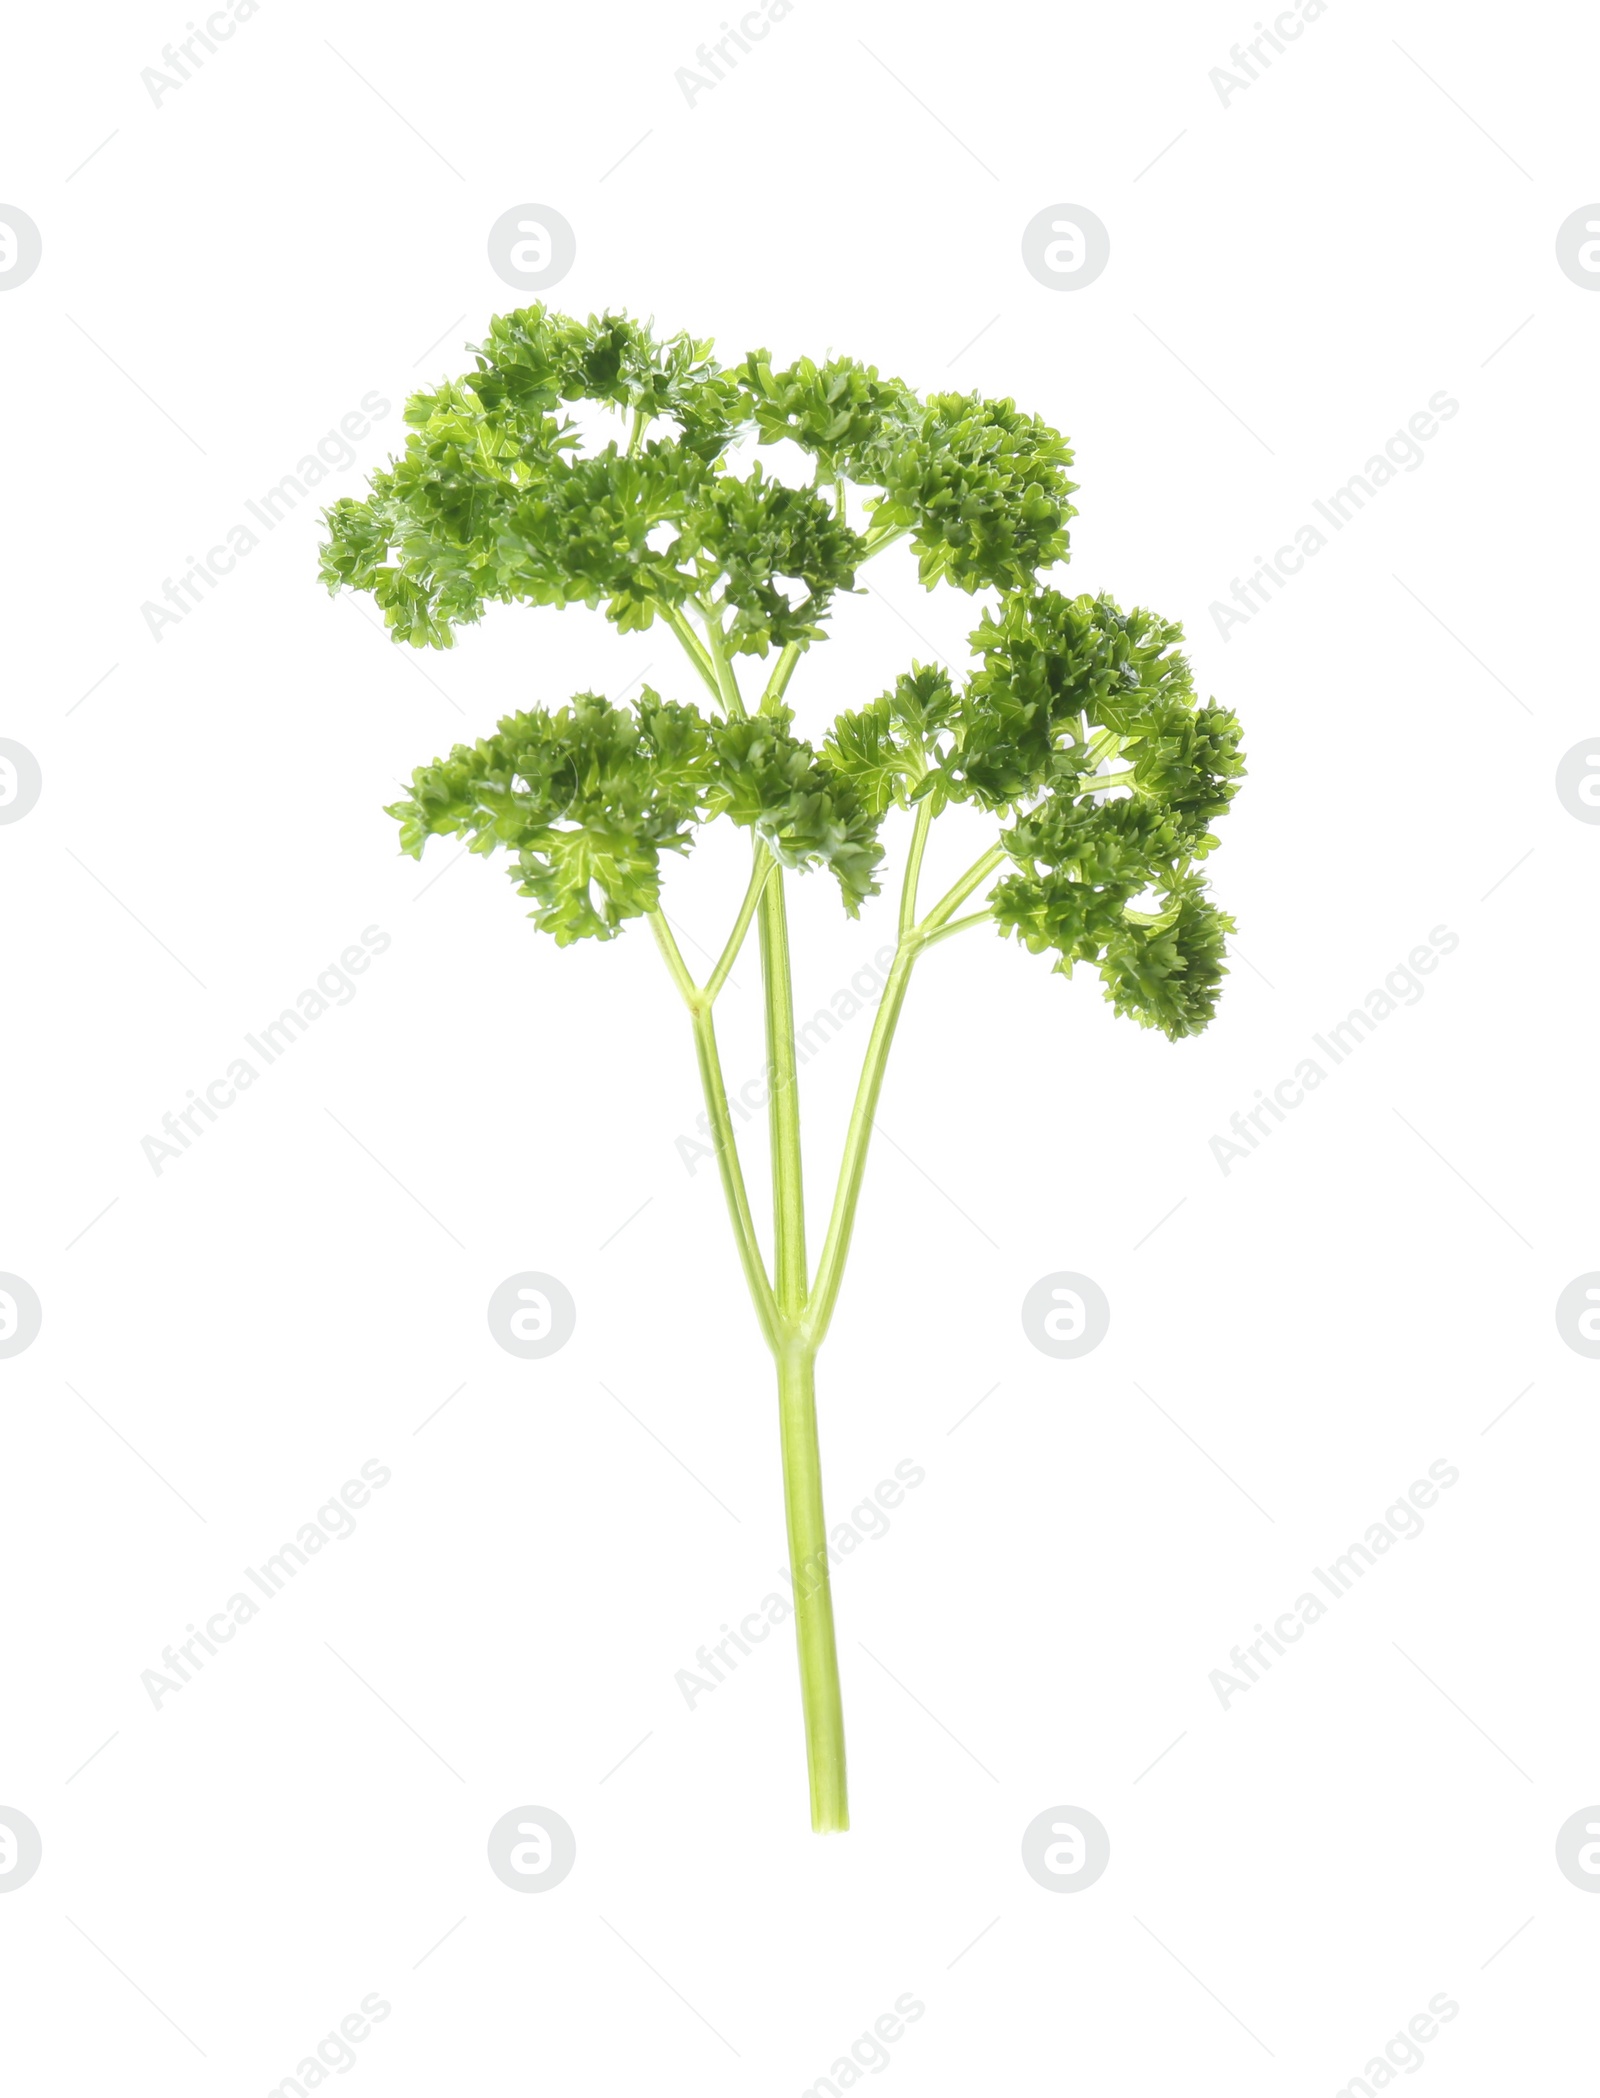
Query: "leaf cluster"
386 689 882 938
330 304 1243 1043
826 591 1245 1037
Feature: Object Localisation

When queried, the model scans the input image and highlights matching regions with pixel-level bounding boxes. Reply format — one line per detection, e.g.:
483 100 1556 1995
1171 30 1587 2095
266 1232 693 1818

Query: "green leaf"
690 465 865 656
336 303 1241 1025
709 709 884 913
1097 884 1234 1040
861 392 1077 593
384 688 714 942
823 696 910 818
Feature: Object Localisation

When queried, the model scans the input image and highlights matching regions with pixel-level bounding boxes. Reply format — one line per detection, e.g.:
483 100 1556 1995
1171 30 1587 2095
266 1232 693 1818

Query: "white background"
3 0 1598 2090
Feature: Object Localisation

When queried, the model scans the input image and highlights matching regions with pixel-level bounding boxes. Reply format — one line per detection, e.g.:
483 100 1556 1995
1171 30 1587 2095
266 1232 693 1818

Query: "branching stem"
920 842 1006 930
648 618 1015 1828
703 849 775 1006
916 908 992 952
804 940 918 1351
647 909 698 1007
650 910 780 1348
657 603 722 704
699 610 748 721
857 521 910 563
759 642 801 715
898 797 934 940
759 867 807 1318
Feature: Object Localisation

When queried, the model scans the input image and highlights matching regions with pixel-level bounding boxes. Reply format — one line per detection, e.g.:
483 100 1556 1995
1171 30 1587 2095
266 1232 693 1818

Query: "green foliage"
739 352 1077 591
944 590 1199 808
689 465 863 657
708 709 883 911
385 690 711 943
863 391 1077 593
824 665 958 816
967 593 1243 1038
385 688 881 933
326 301 1243 1043
327 305 1254 1845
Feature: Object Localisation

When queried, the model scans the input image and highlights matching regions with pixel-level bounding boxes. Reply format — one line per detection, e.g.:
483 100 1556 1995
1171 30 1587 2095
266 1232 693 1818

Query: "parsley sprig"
321 304 1245 1831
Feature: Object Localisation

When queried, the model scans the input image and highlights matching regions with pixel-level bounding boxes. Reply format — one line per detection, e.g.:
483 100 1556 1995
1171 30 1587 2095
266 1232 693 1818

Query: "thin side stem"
804 824 1008 1347
657 603 722 704
700 610 747 720
919 842 1006 932
916 908 993 952
1083 727 1123 767
803 940 920 1350
858 521 910 564
647 909 698 1007
649 911 779 1347
898 797 935 941
704 849 776 1006
690 1006 780 1349
759 642 802 715
758 865 807 1319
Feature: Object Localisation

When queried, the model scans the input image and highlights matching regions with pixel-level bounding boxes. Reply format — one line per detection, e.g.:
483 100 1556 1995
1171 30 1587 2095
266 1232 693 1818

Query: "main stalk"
775 1337 847 1829
759 863 849 1831
651 666 990 1828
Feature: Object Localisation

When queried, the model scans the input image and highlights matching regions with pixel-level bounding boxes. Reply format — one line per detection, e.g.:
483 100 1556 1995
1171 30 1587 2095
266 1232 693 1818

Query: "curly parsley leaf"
328 302 1241 1037
385 688 714 942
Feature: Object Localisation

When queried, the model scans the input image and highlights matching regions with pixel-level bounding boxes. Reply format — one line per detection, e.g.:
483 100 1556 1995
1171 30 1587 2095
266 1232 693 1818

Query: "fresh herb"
320 304 1245 1831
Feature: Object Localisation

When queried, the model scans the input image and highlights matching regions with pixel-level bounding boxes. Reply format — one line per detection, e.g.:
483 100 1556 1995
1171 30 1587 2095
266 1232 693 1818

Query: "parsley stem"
759 642 801 714
807 818 993 1350
656 603 722 703
659 858 848 1818
777 1338 848 1831
915 908 991 953
651 909 779 1344
803 939 919 1351
759 867 807 1318
693 1003 780 1349
802 835 1010 1344
700 611 748 721
898 797 935 940
760 860 848 1827
647 909 697 1007
702 848 775 1006
857 521 910 564
1083 726 1122 766
918 842 1006 932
